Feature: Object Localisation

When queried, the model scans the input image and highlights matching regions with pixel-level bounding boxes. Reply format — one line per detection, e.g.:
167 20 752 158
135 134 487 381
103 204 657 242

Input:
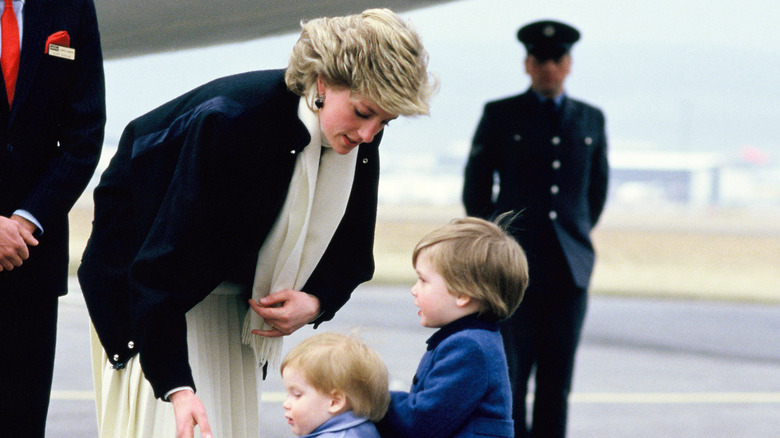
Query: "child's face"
411 251 467 328
282 367 336 436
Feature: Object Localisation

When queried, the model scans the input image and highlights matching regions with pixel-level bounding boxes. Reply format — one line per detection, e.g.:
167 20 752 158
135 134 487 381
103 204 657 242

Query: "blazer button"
290 150 296 155
552 160 561 170
549 210 558 220
6 144 12 152
550 185 559 195
551 136 561 145
513 134 522 142
585 137 593 145
113 354 120 362
362 158 369 164
128 341 135 349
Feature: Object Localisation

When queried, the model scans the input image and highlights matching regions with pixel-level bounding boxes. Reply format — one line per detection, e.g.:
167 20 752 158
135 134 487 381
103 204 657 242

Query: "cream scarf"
239 94 357 369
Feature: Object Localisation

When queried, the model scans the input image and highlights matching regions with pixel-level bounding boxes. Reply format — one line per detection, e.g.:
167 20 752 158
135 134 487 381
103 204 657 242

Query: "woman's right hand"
170 389 213 438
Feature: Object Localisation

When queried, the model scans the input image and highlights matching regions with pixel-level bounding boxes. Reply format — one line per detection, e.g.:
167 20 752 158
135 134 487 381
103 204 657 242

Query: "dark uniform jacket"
0 0 105 296
78 69 381 399
463 89 608 289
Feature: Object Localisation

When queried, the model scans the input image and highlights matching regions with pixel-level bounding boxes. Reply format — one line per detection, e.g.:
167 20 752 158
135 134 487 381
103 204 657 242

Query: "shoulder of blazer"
563 95 605 121
484 89 535 115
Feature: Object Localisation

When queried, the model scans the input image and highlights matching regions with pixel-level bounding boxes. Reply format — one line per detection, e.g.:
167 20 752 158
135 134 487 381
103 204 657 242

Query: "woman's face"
318 80 398 155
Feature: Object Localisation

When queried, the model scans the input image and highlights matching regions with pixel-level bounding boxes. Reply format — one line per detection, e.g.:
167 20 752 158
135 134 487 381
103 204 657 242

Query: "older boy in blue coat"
377 216 528 438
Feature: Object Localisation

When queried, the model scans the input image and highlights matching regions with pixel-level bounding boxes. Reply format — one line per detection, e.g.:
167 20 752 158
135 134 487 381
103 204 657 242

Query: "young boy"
281 332 390 437
377 216 529 438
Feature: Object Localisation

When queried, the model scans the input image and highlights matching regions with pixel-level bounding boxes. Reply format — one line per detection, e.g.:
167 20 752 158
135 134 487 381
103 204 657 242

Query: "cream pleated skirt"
90 289 262 437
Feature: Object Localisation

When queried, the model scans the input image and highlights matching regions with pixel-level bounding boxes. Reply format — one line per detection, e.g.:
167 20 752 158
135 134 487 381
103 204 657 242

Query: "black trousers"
0 290 59 438
501 253 588 438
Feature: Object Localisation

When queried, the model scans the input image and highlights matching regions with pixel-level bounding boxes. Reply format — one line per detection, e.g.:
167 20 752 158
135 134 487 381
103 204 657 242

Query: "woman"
78 8 434 438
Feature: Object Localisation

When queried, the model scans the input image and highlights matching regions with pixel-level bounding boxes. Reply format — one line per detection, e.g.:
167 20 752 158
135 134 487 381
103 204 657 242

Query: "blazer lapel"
12 0 53 121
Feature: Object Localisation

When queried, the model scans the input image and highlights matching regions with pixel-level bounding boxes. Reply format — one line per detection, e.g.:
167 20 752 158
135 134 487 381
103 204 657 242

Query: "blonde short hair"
280 332 390 422
412 215 529 321
286 8 435 116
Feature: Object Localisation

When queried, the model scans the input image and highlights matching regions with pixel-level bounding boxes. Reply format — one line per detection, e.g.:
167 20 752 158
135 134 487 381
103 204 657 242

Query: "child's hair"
412 215 529 321
280 332 390 422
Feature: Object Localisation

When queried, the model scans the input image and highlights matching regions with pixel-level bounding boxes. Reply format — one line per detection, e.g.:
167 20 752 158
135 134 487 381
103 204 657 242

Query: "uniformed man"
462 20 609 438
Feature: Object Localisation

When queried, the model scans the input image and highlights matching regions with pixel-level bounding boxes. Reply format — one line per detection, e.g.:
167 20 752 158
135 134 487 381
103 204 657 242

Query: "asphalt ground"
49 279 779 438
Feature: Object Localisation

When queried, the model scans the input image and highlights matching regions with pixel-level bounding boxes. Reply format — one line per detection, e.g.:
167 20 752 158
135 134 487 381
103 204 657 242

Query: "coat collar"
426 313 499 351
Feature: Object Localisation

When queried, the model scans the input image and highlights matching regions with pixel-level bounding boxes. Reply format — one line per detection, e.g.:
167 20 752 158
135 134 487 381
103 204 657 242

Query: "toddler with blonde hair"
281 332 390 437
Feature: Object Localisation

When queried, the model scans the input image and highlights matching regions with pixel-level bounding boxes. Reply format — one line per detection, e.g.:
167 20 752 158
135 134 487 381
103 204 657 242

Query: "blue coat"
303 411 380 438
377 314 514 438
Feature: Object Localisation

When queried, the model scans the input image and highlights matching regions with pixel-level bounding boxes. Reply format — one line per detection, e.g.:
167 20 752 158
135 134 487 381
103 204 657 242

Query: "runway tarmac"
49 279 779 437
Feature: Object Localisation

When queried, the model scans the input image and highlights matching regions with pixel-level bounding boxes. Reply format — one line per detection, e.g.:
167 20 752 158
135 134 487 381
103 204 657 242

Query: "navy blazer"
378 315 514 438
463 89 608 289
78 69 381 399
0 0 105 296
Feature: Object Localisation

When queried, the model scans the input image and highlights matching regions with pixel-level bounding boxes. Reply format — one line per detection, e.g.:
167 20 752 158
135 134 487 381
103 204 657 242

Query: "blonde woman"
79 8 434 438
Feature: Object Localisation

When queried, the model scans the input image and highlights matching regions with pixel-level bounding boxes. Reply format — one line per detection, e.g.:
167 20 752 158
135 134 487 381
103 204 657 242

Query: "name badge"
48 44 75 61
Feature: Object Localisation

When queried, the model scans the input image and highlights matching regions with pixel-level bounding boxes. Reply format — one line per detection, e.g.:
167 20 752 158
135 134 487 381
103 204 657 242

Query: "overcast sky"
103 0 780 163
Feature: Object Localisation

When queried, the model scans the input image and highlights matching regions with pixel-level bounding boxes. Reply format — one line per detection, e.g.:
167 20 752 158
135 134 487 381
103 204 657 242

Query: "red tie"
1 0 19 107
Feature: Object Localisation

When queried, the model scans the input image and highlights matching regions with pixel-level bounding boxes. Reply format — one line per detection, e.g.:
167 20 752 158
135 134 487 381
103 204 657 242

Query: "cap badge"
543 25 556 37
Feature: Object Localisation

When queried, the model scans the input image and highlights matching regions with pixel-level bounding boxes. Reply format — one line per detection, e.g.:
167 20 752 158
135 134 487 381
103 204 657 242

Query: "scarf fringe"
241 314 283 370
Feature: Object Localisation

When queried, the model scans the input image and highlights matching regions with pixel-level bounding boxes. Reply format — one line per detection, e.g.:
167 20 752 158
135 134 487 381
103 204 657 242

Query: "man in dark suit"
463 20 608 438
0 0 105 435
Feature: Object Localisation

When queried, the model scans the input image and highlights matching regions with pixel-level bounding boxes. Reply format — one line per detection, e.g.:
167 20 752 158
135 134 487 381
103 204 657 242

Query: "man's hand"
248 289 321 337
170 389 213 438
0 215 38 271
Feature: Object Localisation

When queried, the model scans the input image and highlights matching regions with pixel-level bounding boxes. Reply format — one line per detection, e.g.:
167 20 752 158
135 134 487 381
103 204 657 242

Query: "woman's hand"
248 289 321 337
170 389 213 438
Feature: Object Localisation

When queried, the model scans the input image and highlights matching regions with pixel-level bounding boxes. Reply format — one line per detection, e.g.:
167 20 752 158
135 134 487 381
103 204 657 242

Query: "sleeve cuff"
13 209 43 236
164 386 194 402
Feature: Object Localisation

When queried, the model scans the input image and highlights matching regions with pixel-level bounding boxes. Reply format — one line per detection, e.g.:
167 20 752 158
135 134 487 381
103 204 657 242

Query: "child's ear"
455 295 472 308
328 390 348 414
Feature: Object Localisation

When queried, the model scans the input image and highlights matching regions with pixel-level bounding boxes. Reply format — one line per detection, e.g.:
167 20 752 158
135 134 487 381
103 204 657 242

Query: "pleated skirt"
90 289 262 437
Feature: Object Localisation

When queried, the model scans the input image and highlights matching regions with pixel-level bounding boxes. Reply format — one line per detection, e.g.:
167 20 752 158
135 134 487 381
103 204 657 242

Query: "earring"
315 94 324 109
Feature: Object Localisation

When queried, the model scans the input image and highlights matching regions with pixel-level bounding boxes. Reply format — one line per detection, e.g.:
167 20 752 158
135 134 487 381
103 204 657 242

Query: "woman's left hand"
248 289 321 337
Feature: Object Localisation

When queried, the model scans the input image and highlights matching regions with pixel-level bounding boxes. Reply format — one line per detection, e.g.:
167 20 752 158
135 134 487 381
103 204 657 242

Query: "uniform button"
128 341 135 349
549 211 558 220
362 158 368 164
551 136 561 145
113 354 120 362
513 134 522 142
290 150 296 155
552 160 561 170
550 185 559 195
585 137 593 145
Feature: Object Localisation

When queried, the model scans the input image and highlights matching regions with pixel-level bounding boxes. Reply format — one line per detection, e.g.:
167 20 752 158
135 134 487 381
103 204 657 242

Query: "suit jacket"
78 69 381 399
377 315 514 438
463 89 608 289
0 0 105 296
